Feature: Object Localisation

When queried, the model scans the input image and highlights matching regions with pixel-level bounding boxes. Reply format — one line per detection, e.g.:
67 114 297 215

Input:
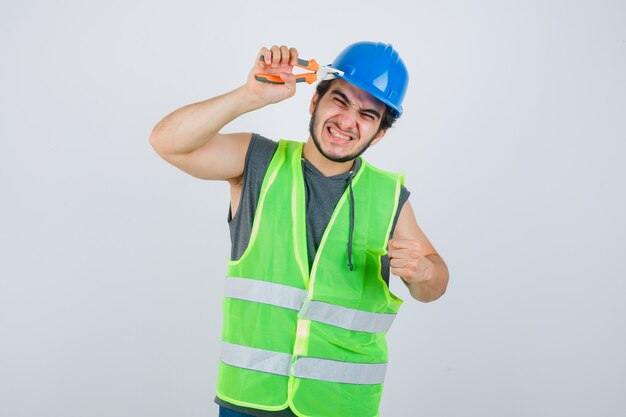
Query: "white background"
1 0 625 416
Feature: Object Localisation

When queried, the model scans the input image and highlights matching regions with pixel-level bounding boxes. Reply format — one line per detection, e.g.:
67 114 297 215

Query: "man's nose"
336 106 359 131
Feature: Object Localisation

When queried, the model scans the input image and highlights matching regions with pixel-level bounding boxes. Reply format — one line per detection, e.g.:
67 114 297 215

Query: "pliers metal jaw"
255 56 344 85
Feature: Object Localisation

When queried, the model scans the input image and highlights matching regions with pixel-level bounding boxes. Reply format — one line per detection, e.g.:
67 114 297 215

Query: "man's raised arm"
149 46 299 181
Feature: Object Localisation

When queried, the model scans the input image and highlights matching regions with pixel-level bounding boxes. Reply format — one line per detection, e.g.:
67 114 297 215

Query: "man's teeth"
330 128 351 140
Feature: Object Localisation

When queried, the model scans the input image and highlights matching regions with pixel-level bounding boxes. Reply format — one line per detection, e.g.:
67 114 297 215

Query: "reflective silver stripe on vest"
293 357 387 385
220 342 387 385
224 277 307 311
298 299 396 333
224 277 395 333
220 342 292 376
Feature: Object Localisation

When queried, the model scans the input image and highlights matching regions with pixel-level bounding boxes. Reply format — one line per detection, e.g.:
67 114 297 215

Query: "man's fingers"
388 238 417 249
388 238 432 259
390 258 412 269
280 73 297 95
389 248 421 260
390 266 410 278
289 47 298 66
279 45 290 65
257 45 297 70
270 45 281 66
388 239 422 259
257 47 270 66
251 45 299 99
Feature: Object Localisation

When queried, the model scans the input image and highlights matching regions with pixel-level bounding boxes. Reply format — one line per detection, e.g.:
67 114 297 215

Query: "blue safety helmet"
329 42 409 118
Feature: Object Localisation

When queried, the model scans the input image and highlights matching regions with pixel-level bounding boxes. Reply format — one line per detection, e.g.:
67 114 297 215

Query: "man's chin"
325 148 358 163
315 140 357 163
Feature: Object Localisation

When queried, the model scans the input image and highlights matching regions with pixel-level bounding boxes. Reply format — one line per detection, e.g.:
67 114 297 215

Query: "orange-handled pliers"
255 56 321 84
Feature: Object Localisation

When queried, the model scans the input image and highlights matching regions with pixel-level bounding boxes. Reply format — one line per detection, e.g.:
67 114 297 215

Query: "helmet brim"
334 74 403 119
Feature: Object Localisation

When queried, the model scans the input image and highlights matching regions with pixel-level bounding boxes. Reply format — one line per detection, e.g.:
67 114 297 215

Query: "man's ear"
370 128 387 146
309 92 319 114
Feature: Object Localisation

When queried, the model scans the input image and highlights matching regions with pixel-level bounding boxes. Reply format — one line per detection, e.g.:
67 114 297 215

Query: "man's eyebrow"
330 89 382 119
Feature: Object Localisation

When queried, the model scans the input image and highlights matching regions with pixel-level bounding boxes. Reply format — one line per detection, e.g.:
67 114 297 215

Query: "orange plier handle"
255 57 320 84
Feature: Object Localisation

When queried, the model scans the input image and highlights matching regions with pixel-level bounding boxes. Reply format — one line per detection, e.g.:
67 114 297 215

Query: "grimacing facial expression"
308 79 387 163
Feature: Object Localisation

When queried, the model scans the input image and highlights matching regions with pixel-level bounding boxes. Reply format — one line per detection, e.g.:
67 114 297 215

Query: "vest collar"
301 157 363 180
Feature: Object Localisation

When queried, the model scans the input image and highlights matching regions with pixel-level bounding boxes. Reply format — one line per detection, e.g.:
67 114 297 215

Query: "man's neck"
302 139 356 177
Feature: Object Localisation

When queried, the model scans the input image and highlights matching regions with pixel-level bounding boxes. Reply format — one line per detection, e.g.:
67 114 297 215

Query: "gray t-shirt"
216 133 410 417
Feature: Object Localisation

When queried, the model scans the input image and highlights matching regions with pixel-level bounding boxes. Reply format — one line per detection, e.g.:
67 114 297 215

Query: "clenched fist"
387 238 435 284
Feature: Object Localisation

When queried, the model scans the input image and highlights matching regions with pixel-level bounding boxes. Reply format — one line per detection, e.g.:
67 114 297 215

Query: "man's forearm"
149 85 262 156
404 254 449 302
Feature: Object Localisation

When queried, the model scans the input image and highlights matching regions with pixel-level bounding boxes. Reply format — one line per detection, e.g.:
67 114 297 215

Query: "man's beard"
308 103 379 163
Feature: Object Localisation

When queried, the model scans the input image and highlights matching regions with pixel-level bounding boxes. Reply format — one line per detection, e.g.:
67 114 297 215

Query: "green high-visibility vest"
217 140 404 417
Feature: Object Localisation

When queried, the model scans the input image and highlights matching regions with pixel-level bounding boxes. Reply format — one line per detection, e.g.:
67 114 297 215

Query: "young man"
150 42 448 417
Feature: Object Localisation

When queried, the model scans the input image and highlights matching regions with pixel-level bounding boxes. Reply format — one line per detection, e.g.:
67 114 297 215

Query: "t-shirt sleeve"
380 185 411 286
390 185 410 237
228 133 278 260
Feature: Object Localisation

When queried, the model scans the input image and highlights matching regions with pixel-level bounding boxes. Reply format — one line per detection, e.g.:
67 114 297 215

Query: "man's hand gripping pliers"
255 56 344 84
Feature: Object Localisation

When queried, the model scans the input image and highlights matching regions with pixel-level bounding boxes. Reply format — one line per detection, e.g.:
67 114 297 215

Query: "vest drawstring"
347 170 355 271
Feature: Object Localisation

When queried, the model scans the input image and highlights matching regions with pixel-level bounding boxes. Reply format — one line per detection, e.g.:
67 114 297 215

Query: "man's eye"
333 98 348 107
361 113 375 121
